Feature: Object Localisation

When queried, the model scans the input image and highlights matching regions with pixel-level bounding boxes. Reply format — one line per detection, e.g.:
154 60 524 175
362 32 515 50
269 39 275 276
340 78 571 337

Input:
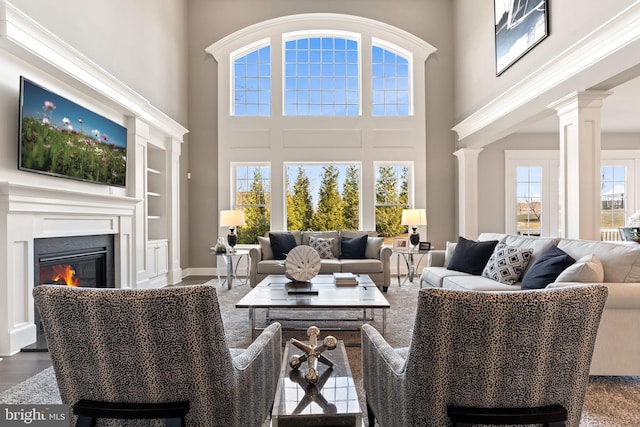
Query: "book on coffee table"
333 272 358 285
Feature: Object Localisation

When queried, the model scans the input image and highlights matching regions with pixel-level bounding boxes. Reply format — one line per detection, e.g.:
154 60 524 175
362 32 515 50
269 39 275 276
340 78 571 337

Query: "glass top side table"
392 248 429 286
209 248 250 290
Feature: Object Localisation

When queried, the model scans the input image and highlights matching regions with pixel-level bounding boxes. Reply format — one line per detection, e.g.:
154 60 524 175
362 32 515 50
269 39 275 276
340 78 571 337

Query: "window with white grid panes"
234 164 271 244
516 166 542 236
600 165 626 229
284 36 359 116
372 45 410 116
233 45 270 116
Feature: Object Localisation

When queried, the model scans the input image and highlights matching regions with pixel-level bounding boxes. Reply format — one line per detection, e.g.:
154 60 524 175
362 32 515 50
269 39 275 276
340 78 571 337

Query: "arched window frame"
207 14 436 233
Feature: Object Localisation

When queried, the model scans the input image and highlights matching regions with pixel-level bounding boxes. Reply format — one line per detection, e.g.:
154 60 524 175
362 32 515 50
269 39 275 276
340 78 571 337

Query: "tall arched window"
208 14 435 236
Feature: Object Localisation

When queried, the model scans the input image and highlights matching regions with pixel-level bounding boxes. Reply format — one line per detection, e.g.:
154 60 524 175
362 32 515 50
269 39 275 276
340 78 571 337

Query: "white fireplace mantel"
0 182 139 355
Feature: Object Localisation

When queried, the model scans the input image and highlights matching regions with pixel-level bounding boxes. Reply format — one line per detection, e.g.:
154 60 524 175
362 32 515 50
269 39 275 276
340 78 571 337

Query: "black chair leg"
165 417 186 427
73 400 189 427
366 399 375 427
447 404 567 426
75 416 97 427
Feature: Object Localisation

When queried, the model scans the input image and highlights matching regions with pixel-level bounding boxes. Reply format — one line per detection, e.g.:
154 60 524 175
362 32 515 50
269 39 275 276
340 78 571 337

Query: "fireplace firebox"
23 234 115 351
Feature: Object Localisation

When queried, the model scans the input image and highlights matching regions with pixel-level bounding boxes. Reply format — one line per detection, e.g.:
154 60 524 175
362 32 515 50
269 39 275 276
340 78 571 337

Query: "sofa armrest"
380 246 392 289
427 250 446 267
249 247 261 287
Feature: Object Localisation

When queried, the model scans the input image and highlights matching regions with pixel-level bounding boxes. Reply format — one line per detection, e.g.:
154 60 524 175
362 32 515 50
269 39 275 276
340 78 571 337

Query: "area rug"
2 280 639 426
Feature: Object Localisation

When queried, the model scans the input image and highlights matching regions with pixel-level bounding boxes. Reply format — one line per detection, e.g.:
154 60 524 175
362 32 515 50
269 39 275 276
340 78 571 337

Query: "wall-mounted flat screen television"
18 76 127 187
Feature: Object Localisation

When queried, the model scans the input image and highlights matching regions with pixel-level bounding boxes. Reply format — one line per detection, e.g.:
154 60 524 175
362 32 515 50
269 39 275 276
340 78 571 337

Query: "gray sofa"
420 233 640 376
249 230 392 290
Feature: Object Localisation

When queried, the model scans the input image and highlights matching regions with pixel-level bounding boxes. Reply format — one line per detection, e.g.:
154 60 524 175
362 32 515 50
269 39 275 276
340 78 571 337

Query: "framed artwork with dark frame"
419 241 431 251
494 0 549 75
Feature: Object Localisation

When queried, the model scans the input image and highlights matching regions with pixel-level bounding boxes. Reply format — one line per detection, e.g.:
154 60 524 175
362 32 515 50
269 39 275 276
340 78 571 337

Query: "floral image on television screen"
19 77 127 187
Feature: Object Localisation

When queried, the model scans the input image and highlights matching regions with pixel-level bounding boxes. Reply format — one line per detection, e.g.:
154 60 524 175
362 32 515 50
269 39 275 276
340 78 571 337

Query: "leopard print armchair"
362 284 607 427
34 284 282 426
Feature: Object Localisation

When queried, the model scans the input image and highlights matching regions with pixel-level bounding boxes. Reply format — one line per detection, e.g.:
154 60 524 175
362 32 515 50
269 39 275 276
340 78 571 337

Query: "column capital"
453 147 483 160
548 90 612 115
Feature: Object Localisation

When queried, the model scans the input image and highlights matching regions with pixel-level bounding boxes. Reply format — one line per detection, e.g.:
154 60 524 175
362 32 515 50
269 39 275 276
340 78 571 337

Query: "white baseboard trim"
182 267 217 278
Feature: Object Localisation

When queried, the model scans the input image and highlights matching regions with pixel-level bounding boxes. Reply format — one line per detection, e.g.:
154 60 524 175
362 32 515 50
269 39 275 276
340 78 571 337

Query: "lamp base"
227 230 237 252
410 230 420 249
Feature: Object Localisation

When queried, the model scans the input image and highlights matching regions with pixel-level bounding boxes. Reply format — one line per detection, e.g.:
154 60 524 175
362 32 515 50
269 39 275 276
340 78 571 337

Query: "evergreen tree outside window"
372 42 411 116
284 163 361 231
233 43 270 116
235 165 270 243
284 35 360 116
375 165 410 238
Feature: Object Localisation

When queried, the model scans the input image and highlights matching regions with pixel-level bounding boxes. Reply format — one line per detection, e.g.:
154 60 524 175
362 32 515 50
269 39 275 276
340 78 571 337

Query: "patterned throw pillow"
309 236 335 259
482 242 533 285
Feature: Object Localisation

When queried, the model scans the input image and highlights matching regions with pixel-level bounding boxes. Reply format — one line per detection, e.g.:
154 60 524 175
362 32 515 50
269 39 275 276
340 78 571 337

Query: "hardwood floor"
0 275 216 394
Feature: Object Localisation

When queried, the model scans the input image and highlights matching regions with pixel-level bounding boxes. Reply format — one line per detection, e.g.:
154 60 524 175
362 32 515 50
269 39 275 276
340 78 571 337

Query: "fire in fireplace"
23 234 115 352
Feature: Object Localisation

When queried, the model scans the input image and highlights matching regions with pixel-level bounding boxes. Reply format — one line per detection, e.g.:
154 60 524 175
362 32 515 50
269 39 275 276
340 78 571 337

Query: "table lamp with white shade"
401 208 427 250
220 209 245 253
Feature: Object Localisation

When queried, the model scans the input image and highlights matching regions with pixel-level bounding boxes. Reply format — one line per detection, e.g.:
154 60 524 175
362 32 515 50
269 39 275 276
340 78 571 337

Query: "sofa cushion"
256 260 286 275
269 232 298 260
341 230 379 238
444 241 457 268
257 236 274 260
318 259 342 274
443 274 521 291
309 236 335 259
420 266 471 288
557 238 640 283
340 234 368 259
447 236 499 275
555 254 604 283
365 237 384 259
340 259 383 274
481 242 533 285
521 245 576 290
302 231 340 257
501 235 559 272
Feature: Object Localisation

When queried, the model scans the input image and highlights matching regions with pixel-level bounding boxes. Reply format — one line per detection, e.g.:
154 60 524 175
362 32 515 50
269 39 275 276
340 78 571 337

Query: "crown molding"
453 1 640 144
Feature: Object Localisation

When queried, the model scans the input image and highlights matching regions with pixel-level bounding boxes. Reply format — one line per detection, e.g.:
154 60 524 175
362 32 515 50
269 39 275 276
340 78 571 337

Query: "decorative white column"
128 117 151 288
549 91 611 240
167 136 182 284
453 148 483 238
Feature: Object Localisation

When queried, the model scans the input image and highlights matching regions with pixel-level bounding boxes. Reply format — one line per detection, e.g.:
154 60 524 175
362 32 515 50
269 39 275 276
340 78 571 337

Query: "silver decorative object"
289 326 337 384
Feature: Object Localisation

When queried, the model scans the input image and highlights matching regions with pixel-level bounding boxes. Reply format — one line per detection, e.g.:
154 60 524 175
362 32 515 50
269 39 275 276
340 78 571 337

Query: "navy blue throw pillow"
521 245 576 290
340 234 368 259
447 236 499 275
269 232 297 260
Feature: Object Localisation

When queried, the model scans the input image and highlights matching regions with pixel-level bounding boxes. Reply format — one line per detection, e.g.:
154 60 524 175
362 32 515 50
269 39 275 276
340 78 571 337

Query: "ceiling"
519 75 640 133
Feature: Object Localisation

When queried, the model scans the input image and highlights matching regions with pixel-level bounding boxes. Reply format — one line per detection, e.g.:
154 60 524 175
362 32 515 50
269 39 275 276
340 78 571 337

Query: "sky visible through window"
234 45 270 116
284 37 359 116
372 45 410 116
232 37 411 117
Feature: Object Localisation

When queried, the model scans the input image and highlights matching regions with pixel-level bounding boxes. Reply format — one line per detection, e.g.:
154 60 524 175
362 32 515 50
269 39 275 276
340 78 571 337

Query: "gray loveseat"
249 230 392 290
420 233 640 376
